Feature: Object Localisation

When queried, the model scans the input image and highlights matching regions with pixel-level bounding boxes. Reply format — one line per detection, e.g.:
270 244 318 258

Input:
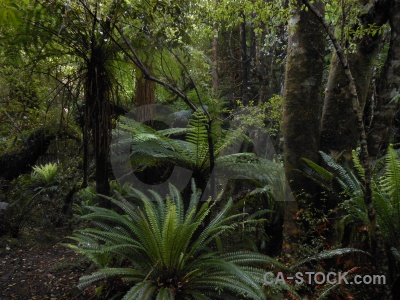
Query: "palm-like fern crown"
114 109 243 173
112 110 287 202
66 183 287 299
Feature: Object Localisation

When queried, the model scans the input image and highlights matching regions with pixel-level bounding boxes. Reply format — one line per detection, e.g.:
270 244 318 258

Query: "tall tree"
320 0 389 159
211 0 219 100
303 1 392 296
368 0 400 159
239 10 250 104
281 0 325 259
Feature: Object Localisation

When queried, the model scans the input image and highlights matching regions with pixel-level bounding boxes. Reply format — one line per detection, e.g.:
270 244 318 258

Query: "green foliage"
292 247 369 269
0 162 68 237
303 151 362 198
303 146 400 249
31 162 59 187
264 95 283 137
324 0 384 53
0 0 29 28
375 145 400 247
66 183 287 299
72 185 97 217
113 109 249 174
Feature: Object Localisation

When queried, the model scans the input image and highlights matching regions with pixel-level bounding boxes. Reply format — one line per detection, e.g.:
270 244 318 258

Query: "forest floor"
0 227 93 300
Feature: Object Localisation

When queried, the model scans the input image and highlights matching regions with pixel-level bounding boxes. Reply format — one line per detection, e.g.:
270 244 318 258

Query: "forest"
0 0 399 299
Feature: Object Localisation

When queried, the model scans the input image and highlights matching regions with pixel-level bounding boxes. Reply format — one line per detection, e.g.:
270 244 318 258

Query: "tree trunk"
368 0 400 159
211 1 219 100
321 0 389 159
134 62 156 123
281 0 325 261
239 11 250 104
85 45 112 203
303 1 392 297
257 23 268 103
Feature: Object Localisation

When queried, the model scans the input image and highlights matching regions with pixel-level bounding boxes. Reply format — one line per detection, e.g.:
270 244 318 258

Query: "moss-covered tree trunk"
321 0 389 159
303 1 392 296
368 0 400 159
281 0 325 260
134 62 155 123
0 129 55 181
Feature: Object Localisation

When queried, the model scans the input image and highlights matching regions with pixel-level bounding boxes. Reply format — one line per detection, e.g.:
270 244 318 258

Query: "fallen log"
0 129 55 181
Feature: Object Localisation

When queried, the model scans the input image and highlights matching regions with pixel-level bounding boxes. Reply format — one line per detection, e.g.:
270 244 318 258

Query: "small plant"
72 185 97 217
31 162 59 186
3 162 62 237
66 183 288 299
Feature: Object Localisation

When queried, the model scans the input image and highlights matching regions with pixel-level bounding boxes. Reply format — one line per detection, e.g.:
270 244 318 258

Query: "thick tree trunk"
85 45 112 202
368 0 400 159
281 0 325 260
304 1 392 297
321 0 389 159
134 62 156 123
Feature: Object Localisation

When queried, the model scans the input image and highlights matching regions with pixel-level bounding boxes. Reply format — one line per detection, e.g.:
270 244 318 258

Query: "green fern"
303 151 363 200
292 248 369 269
375 145 400 246
66 183 288 299
303 147 400 249
186 109 209 167
352 150 365 180
113 110 251 175
31 162 59 187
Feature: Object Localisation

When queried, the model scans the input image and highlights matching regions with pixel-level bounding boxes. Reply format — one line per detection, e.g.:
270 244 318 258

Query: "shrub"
66 183 287 299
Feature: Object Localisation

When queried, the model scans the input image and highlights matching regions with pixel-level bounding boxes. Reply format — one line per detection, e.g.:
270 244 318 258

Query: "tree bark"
281 0 325 260
211 0 219 100
239 11 250 104
368 0 400 159
303 1 392 297
85 44 112 202
134 62 156 123
321 0 389 159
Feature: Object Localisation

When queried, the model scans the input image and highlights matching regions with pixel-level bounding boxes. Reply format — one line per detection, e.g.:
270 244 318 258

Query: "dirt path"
0 230 91 300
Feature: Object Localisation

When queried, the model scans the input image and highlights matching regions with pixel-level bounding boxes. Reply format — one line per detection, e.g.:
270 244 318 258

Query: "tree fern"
66 184 289 299
112 110 270 187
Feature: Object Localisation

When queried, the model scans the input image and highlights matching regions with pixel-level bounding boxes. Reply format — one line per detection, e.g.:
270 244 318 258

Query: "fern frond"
352 150 365 180
292 248 369 269
78 268 143 290
68 184 279 299
122 281 157 300
319 151 361 195
186 109 209 168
